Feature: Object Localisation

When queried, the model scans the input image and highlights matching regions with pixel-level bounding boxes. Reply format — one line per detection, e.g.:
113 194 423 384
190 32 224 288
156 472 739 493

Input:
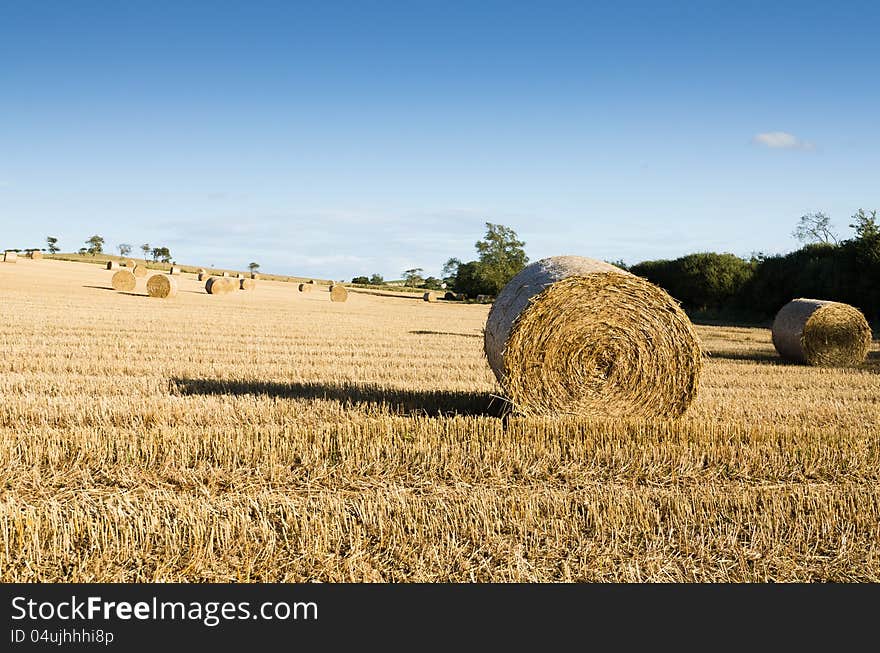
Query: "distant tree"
140 243 151 258
78 247 88 255
151 246 171 263
422 276 443 290
248 262 260 273
403 268 425 287
474 223 528 294
793 211 838 245
351 276 370 284
85 235 104 256
850 208 879 241
117 243 132 257
369 273 384 285
441 257 461 286
452 260 494 298
46 236 59 254
605 259 629 271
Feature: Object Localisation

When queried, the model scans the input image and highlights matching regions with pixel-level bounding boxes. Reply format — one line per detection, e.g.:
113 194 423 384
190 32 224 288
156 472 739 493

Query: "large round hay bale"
124 258 135 268
423 291 437 302
146 274 178 298
3 251 17 263
484 256 702 418
132 265 148 278
239 278 255 291
329 284 348 302
106 260 118 270
111 269 137 292
205 276 233 295
772 298 871 366
28 250 43 260
298 283 312 293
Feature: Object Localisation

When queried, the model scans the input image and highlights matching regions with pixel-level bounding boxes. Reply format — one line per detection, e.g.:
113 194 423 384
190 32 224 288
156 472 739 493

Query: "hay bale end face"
484 255 702 419
222 271 230 277
772 298 871 367
110 269 137 292
106 260 118 270
132 265 148 278
298 283 312 293
329 284 348 302
169 266 181 275
239 278 255 291
3 251 17 263
423 291 437 302
146 274 178 298
197 272 206 281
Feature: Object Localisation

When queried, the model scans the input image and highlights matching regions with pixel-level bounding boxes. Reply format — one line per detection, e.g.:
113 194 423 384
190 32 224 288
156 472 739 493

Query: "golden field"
1 258 878 581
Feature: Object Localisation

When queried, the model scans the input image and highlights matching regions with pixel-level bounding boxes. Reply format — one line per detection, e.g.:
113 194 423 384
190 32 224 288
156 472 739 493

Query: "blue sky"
1 1 878 280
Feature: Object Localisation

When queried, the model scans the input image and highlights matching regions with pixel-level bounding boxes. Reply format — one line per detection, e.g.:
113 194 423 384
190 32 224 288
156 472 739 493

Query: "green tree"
402 268 425 287
85 235 104 256
793 211 838 244
248 262 260 273
850 208 879 241
422 276 443 290
474 223 528 294
141 243 151 258
151 246 171 263
351 276 369 284
46 236 59 254
369 273 384 285
117 243 132 257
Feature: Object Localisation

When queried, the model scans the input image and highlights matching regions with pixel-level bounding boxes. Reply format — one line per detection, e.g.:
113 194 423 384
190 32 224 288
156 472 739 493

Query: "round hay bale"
111 269 137 292
329 284 348 302
484 255 702 418
222 271 230 277
251 272 259 280
239 278 255 291
106 260 118 270
423 291 437 302
132 265 148 278
28 250 43 260
308 279 315 284
197 272 207 281
169 265 181 275
772 298 871 367
444 291 457 301
124 258 135 268
3 251 17 263
146 274 178 298
205 276 232 295
298 283 312 293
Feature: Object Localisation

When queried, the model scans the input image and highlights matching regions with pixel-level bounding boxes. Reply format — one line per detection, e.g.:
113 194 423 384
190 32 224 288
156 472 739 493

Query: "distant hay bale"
308 279 315 284
484 255 702 418
106 260 118 270
772 298 872 367
205 277 232 295
329 284 348 302
28 250 43 260
298 283 312 293
222 271 230 277
443 291 457 301
132 265 148 278
110 269 137 292
423 291 437 302
239 278 255 291
251 272 259 280
236 272 244 279
197 268 206 275
3 251 17 263
124 258 135 268
169 266 181 275
197 272 207 281
475 294 491 303
146 274 178 298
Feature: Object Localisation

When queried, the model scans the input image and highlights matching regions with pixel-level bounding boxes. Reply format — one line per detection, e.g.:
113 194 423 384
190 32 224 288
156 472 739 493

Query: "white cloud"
752 131 814 150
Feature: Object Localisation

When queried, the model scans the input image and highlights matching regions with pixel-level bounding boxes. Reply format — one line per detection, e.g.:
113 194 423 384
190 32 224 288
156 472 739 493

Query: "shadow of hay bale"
169 377 507 417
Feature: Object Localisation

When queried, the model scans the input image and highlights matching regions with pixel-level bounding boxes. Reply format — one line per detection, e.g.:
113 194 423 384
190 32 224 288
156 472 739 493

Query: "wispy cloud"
752 131 814 150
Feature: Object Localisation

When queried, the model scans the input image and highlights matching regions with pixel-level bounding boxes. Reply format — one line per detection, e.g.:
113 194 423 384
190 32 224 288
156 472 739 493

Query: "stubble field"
1 258 878 581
